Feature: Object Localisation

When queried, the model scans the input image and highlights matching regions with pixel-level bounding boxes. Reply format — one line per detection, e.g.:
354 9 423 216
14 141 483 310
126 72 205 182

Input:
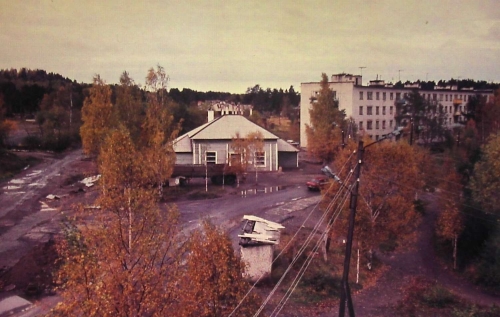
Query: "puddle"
40 201 57 212
26 170 42 177
3 185 22 190
240 185 287 197
8 179 25 184
28 182 46 187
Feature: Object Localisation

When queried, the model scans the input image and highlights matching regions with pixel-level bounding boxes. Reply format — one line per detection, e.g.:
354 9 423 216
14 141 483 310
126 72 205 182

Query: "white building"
300 73 494 147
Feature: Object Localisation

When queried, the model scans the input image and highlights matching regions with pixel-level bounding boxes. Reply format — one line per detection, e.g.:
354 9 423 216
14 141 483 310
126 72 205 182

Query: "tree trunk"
453 235 458 270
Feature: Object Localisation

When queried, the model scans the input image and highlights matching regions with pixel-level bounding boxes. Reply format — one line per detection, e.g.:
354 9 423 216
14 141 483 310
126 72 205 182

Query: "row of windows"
359 120 393 130
360 91 401 101
359 106 394 116
359 90 475 102
208 151 266 167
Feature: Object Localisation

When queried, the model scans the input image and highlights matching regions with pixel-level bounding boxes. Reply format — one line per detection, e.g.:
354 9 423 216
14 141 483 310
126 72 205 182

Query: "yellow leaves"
80 75 114 157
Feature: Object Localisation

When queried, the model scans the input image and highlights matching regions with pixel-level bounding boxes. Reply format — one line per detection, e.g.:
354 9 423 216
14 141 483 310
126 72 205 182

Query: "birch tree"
141 66 181 198
180 221 261 317
80 75 114 157
306 73 346 163
52 128 182 316
328 140 425 267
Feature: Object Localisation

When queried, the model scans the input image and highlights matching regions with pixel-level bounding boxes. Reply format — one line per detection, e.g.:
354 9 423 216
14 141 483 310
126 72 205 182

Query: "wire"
227 150 357 317
271 185 351 316
251 167 356 317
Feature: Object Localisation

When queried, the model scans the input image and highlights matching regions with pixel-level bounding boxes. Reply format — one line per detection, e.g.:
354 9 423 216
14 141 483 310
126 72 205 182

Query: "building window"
390 92 394 100
332 91 337 100
382 106 386 115
445 95 448 101
376 106 380 115
376 135 379 141
422 93 425 99
396 93 401 100
206 151 217 164
390 120 393 128
367 120 373 130
376 92 380 100
359 91 363 100
440 94 443 101
376 120 379 129
382 120 386 129
359 121 363 130
390 106 393 115
254 151 266 167
433 93 437 101
383 92 386 100
367 92 373 100
367 106 373 115
359 106 363 115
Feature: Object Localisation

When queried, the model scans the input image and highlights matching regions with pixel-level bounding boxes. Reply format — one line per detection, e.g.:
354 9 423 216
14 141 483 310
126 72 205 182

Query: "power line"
229 152 358 317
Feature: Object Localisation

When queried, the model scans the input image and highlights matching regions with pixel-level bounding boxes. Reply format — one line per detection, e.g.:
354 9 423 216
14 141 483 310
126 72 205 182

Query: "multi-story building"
300 73 494 147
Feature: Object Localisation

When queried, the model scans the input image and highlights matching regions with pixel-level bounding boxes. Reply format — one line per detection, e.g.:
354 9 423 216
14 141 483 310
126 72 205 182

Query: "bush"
398 277 456 315
22 135 42 149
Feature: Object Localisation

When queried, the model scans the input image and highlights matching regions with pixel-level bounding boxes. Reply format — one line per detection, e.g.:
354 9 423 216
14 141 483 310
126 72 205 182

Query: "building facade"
300 74 494 147
174 115 299 170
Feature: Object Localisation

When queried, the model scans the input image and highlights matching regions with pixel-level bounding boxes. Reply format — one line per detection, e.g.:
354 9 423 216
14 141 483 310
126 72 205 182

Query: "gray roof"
174 115 298 153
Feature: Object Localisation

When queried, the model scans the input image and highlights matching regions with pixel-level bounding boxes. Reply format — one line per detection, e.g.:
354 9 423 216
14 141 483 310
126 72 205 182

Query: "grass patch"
0 151 40 180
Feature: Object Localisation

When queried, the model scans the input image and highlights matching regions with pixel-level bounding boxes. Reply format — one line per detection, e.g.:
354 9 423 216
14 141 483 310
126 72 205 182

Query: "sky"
1 0 499 93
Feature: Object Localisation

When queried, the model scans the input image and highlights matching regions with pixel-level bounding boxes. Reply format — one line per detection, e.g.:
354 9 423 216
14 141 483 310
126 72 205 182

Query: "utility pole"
342 130 346 149
409 118 414 146
339 140 364 317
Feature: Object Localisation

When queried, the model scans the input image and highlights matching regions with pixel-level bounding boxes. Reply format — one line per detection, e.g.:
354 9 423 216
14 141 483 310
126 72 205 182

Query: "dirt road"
0 149 86 269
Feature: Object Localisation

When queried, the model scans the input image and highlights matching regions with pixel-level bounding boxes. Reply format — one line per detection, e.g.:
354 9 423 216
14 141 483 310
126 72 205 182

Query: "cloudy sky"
1 0 499 93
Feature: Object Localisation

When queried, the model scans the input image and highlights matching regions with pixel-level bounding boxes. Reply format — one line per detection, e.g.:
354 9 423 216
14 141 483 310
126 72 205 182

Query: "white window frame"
254 151 266 167
205 151 217 164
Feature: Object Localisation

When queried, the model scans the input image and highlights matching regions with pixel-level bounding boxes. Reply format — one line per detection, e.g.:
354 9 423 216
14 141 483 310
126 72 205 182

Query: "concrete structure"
300 73 494 147
173 115 299 170
205 100 252 122
239 215 284 282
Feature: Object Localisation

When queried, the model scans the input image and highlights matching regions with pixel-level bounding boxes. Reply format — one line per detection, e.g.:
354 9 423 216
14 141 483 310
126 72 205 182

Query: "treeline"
393 79 499 91
0 68 301 118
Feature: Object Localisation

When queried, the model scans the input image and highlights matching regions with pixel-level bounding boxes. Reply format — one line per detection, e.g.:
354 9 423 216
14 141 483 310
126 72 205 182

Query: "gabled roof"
277 138 300 152
174 115 283 152
192 115 278 140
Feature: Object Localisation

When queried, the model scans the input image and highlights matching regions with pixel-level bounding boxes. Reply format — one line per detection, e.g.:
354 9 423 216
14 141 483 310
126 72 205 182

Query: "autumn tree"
80 75 114 157
230 131 264 185
436 166 464 270
306 73 346 163
328 139 425 266
246 131 264 184
180 221 261 317
114 71 143 144
470 132 500 215
52 128 182 317
230 132 249 186
0 94 15 148
395 90 450 146
141 66 180 197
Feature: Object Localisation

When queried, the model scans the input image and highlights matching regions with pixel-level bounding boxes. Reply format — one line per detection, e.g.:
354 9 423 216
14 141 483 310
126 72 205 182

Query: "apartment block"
300 73 494 147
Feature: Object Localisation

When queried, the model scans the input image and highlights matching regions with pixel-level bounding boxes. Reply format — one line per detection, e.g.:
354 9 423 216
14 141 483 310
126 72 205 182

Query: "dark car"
306 176 329 191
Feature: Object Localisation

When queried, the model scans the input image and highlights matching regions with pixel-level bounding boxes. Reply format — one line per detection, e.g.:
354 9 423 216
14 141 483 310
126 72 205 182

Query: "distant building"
173 114 299 170
204 100 253 121
300 73 494 147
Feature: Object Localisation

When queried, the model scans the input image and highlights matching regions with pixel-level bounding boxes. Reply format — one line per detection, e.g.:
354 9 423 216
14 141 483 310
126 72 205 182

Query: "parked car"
306 176 329 191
